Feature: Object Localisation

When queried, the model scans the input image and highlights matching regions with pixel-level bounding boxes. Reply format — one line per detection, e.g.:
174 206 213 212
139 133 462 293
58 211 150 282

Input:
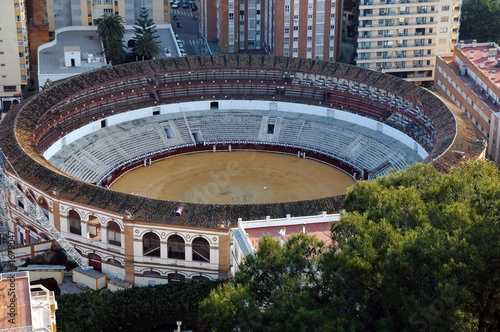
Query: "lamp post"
176 321 182 331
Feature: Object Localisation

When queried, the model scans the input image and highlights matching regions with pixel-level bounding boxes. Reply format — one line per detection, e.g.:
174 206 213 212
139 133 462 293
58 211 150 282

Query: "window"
108 221 121 246
86 216 100 239
284 28 290 34
17 28 22 34
168 273 185 282
167 235 185 259
440 27 448 33
39 198 49 218
68 210 81 235
229 13 234 20
3 86 16 92
19 52 24 58
285 5 290 13
293 26 298 31
104 9 113 14
192 237 210 262
442 5 450 11
143 232 161 257
441 17 449 22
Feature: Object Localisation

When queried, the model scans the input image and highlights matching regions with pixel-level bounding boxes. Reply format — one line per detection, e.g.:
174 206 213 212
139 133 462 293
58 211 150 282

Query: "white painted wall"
43 100 429 160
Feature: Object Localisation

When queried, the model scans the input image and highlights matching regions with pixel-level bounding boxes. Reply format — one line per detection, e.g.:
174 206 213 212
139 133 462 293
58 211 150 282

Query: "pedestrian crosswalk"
171 9 197 18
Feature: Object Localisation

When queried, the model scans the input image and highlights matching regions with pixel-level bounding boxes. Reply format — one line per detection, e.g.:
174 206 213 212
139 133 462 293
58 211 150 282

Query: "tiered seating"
187 115 262 141
55 121 192 183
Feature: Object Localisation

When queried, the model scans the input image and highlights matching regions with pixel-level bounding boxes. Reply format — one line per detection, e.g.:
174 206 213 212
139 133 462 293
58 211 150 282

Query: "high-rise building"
435 41 500 162
355 0 461 83
0 0 30 111
200 0 343 61
44 0 169 33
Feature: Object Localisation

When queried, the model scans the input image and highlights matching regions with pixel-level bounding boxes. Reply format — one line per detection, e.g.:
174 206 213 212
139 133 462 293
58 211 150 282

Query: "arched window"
192 275 210 282
143 270 161 277
87 216 101 240
26 190 36 204
107 221 121 246
16 184 24 209
168 273 185 282
39 198 49 218
192 237 210 262
143 232 160 257
167 235 185 259
107 258 122 266
40 234 50 242
68 210 81 235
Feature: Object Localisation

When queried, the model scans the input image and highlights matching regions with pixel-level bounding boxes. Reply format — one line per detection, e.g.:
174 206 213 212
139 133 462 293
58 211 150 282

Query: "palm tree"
97 14 125 43
104 37 126 65
133 33 160 60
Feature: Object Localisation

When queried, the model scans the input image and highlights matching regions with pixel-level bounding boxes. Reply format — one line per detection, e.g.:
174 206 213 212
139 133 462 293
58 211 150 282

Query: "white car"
172 1 180 8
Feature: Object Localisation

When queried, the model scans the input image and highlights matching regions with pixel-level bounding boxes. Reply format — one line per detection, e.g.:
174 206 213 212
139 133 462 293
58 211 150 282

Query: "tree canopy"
132 6 160 60
460 0 500 44
97 14 126 65
103 37 126 65
97 14 125 43
199 160 500 331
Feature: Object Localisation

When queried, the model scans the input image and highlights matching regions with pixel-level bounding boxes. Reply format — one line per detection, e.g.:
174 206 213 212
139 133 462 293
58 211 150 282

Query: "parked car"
182 0 189 8
172 1 180 8
190 2 197 11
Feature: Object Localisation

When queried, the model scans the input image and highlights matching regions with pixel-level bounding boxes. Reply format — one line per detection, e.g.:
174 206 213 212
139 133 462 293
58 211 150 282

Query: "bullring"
0 55 484 285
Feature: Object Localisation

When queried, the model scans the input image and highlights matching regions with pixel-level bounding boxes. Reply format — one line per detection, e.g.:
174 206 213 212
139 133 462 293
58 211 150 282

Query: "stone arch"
38 197 49 217
192 236 210 262
87 215 101 240
143 232 161 257
167 234 185 259
107 221 121 246
68 210 82 235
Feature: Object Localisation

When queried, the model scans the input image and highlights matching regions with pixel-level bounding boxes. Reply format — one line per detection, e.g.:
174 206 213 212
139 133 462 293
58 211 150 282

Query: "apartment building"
45 0 169 32
435 41 500 162
201 0 343 61
0 0 30 111
356 0 461 83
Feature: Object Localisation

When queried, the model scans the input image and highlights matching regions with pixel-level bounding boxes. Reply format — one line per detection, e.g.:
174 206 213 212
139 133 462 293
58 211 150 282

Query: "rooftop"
234 213 340 255
0 272 32 331
438 42 500 114
460 43 500 86
38 25 179 82
38 27 105 79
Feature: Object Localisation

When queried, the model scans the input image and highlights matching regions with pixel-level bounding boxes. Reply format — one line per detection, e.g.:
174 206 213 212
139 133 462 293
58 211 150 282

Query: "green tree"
199 233 327 331
97 14 126 43
132 6 160 60
199 161 500 331
103 37 126 65
133 33 161 61
321 161 500 331
460 0 500 44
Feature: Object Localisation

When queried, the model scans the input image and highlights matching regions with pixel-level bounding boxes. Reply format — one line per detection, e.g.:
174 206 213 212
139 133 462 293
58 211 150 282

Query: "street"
171 5 204 56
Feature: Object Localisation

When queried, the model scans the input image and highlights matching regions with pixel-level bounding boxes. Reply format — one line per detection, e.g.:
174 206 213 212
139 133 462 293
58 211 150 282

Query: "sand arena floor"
109 151 356 204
